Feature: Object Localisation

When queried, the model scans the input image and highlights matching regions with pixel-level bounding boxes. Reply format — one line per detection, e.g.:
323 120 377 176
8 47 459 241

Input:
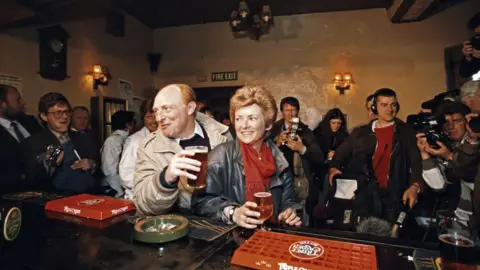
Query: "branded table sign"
44 194 135 220
3 207 22 241
231 230 378 270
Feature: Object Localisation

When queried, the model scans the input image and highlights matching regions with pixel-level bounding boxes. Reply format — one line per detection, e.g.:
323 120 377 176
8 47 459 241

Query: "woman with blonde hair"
191 86 301 229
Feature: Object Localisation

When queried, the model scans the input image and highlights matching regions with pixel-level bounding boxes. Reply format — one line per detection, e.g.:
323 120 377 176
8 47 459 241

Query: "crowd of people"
1 12 480 234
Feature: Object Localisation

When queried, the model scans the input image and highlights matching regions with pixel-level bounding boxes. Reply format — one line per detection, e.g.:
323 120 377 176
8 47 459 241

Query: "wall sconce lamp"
91 65 111 89
333 73 354 95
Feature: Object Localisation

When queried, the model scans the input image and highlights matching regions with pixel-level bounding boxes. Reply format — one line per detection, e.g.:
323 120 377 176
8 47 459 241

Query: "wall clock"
38 25 70 81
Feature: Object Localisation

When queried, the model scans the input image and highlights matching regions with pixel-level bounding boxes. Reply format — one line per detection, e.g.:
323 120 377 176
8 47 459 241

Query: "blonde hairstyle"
229 85 277 128
159 83 197 104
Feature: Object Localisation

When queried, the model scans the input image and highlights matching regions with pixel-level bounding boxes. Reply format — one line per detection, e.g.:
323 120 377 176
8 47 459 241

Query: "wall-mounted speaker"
106 12 125 37
147 53 162 74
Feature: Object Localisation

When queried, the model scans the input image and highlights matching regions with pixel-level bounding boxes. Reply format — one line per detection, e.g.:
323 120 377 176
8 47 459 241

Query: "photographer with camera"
459 13 480 78
416 102 480 216
329 88 423 222
270 97 323 224
21 93 98 193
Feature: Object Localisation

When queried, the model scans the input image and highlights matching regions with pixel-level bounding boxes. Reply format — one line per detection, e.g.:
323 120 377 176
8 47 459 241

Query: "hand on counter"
278 208 302 227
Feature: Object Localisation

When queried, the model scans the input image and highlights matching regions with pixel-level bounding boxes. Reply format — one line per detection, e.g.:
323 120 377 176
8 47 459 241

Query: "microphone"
391 204 409 238
356 216 393 237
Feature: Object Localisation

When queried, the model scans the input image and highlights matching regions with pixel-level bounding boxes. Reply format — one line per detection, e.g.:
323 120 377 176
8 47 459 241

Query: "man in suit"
70 106 100 176
22 92 99 193
0 84 42 194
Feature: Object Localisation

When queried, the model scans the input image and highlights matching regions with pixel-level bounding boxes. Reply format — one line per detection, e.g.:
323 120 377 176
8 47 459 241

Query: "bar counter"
0 197 443 270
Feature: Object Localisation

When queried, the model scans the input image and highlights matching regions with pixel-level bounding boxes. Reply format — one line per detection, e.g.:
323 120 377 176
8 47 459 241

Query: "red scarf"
239 141 276 202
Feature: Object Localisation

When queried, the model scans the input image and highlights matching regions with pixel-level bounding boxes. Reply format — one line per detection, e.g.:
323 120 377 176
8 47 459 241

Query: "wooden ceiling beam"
0 0 119 30
387 0 467 23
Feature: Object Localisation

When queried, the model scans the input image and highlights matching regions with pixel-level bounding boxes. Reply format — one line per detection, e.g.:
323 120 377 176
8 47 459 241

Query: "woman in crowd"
314 108 349 162
191 85 301 229
311 108 349 215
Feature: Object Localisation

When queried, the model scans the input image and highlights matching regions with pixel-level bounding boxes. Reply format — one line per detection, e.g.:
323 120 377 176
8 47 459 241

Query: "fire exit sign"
211 71 238 81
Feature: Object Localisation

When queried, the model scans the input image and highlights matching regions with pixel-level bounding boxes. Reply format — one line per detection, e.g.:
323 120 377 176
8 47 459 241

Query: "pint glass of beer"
436 210 476 268
184 146 209 189
254 192 273 226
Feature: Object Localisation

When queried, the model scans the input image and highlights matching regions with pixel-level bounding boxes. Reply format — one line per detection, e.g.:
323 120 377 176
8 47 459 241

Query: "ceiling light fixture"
229 1 273 40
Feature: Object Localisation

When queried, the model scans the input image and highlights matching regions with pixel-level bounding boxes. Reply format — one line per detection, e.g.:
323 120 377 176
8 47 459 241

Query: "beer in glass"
436 210 476 268
254 192 273 223
185 146 208 189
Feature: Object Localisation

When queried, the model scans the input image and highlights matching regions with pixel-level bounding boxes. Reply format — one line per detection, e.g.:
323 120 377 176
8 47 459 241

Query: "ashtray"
134 214 189 243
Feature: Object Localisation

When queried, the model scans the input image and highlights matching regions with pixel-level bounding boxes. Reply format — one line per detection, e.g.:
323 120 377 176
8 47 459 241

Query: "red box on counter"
44 194 136 220
45 210 129 229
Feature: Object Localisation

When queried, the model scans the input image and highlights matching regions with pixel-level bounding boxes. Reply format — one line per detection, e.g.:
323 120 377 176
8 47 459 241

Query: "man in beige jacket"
133 84 232 215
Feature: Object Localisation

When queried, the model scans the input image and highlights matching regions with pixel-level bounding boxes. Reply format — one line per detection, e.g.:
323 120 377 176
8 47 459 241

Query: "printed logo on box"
278 262 309 270
288 240 324 260
111 206 129 215
78 199 104 206
64 206 81 215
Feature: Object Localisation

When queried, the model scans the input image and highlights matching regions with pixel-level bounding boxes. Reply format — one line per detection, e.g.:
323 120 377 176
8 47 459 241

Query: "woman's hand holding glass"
232 203 302 229
232 202 263 229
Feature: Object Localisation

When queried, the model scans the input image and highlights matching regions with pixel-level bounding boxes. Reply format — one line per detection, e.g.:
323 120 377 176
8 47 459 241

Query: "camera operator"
329 88 423 222
459 13 480 78
417 102 479 218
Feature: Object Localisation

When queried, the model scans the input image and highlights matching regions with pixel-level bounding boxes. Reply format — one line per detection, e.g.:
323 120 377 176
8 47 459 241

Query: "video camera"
420 89 460 115
422 88 480 133
407 90 458 147
407 112 448 147
471 34 480 51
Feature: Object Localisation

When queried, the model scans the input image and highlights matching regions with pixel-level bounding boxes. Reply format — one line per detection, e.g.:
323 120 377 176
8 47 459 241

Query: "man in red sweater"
329 89 423 222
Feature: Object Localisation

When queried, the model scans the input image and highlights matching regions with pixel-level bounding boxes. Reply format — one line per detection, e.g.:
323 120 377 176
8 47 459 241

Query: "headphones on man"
371 88 400 115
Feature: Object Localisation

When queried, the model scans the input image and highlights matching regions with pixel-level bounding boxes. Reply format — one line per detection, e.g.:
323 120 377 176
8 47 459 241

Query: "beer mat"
186 216 236 242
231 230 378 270
413 250 442 270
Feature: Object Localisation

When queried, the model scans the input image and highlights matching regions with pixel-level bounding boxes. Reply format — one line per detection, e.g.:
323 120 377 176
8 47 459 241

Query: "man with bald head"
133 84 232 215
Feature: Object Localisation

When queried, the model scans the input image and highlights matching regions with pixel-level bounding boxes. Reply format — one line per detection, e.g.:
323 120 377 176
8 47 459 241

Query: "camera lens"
471 34 480 51
469 116 480 133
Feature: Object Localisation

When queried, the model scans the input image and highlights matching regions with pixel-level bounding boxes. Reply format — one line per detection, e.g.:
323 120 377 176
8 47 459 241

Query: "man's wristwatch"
229 206 237 223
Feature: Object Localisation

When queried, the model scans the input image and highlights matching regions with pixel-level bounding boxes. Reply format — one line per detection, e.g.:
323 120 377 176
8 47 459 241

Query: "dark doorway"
194 86 241 121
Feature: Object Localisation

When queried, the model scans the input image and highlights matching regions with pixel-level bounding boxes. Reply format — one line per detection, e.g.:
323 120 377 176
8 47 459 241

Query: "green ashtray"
134 215 189 243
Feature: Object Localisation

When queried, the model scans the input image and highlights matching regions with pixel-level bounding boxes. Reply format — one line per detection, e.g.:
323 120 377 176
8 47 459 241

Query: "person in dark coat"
459 13 480 78
329 88 424 222
268 97 323 219
0 84 43 194
312 108 349 207
314 108 349 163
21 93 99 194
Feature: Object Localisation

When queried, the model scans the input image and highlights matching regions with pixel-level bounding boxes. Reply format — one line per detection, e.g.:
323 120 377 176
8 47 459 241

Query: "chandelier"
229 0 273 40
